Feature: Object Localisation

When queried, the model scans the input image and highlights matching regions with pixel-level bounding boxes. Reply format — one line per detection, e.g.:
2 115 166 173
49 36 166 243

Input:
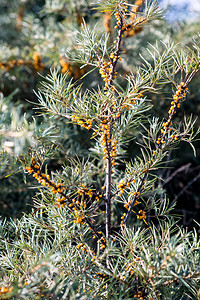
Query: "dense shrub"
0 1 200 299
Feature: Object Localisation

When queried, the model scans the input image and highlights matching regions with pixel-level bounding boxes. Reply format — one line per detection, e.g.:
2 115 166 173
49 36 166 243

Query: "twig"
173 172 200 203
163 162 191 186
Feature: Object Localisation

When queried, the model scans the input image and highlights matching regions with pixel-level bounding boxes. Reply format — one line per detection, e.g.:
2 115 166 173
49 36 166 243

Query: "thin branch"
105 121 112 239
163 163 191 186
185 60 200 86
173 172 200 203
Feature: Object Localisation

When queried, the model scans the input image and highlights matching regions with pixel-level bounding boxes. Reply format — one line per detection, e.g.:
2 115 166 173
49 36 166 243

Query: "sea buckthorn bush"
0 0 200 299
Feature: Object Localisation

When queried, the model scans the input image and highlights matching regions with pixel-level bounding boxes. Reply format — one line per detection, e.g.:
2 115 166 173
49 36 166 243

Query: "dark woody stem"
108 14 124 87
105 13 124 240
105 121 112 239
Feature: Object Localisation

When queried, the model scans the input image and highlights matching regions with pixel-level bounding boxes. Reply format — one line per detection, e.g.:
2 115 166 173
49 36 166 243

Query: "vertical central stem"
105 121 112 239
104 12 123 241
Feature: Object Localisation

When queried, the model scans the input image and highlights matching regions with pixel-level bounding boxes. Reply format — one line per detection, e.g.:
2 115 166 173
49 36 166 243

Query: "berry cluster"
92 230 106 250
120 93 142 111
98 117 118 166
72 114 92 130
124 199 139 210
98 7 126 92
156 82 188 147
25 159 106 245
60 56 71 74
60 56 87 79
110 139 117 166
74 209 85 224
125 262 135 275
129 92 142 107
25 158 65 202
125 0 145 37
0 286 13 296
77 242 86 251
0 52 44 72
98 59 118 91
114 10 123 29
136 210 147 223
120 191 142 226
117 179 130 196
32 52 44 71
0 59 24 71
78 184 93 198
133 291 145 299
114 1 145 34
97 235 106 250
77 184 103 205
103 11 113 37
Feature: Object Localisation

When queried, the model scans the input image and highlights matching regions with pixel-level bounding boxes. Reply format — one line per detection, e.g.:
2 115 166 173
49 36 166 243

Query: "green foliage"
0 0 200 299
0 213 200 299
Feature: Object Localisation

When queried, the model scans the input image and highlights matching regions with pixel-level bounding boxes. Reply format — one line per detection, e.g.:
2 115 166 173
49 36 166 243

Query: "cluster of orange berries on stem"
72 114 92 130
110 139 117 166
32 52 44 71
114 1 145 33
97 117 118 166
133 290 145 299
136 210 147 223
156 82 188 147
98 59 118 91
77 184 93 198
114 10 123 30
74 209 85 225
121 207 147 226
0 286 13 296
125 261 135 275
114 8 131 32
120 191 142 226
0 59 25 71
122 93 143 110
97 233 106 250
60 56 88 79
117 179 130 197
92 230 106 250
77 243 87 251
25 158 66 207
